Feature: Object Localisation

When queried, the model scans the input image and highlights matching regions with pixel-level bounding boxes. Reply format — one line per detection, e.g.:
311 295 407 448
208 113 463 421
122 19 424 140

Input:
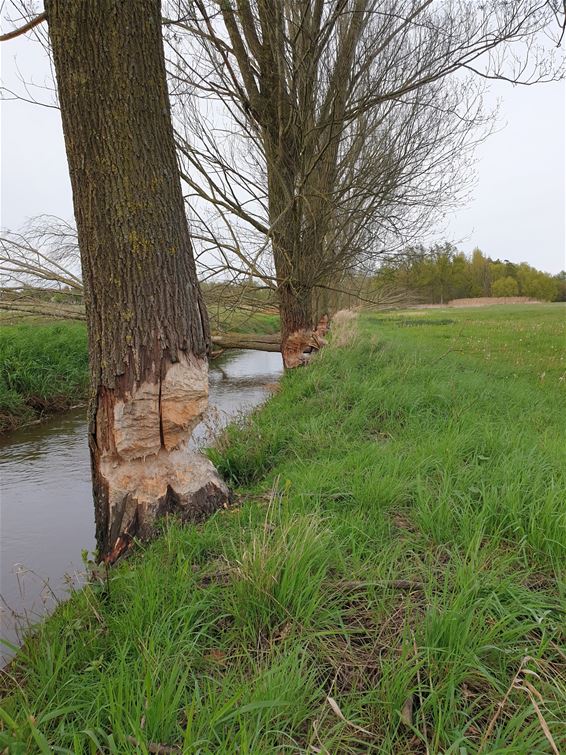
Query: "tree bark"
46 0 229 560
277 278 316 368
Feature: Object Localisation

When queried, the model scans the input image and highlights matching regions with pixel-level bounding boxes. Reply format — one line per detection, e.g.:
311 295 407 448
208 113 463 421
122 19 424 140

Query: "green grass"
209 307 280 335
0 322 89 433
1 304 565 753
0 310 280 433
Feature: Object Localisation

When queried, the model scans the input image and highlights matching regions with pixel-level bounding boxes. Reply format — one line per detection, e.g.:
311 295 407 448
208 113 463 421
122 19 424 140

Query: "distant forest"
377 244 565 304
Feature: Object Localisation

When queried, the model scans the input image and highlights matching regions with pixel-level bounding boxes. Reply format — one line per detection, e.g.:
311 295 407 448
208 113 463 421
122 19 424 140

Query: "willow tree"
166 0 562 367
1 0 229 559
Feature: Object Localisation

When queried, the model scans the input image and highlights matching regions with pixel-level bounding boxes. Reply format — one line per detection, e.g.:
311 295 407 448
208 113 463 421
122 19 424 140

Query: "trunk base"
94 354 231 563
101 447 231 564
282 315 330 368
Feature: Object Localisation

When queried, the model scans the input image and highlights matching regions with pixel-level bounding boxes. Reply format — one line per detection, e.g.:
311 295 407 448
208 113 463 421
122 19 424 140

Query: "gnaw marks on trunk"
282 315 330 369
278 280 328 368
93 353 230 564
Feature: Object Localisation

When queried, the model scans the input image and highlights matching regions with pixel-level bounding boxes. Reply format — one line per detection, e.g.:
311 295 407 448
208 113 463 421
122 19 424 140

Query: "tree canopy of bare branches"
162 0 563 364
2 1 564 365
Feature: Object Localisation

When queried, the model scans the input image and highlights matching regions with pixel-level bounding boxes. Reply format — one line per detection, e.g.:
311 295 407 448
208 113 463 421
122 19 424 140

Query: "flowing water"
0 349 282 661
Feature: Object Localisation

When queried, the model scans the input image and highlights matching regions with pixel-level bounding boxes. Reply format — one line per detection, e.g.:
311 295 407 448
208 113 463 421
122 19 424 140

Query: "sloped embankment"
1 305 565 753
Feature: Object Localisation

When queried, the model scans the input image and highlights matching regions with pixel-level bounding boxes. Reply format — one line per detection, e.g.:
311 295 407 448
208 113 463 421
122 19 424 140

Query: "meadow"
1 304 565 753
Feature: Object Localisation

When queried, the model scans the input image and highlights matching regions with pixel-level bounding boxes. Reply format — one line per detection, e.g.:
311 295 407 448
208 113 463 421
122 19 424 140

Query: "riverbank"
0 311 280 433
0 322 89 433
1 305 565 752
0 349 284 667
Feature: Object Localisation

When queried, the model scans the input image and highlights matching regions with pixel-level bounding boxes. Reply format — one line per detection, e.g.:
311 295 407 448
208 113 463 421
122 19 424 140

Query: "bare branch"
0 10 45 42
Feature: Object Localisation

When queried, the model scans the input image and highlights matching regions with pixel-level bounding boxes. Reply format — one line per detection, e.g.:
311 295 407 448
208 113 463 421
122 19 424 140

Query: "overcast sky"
1 30 565 275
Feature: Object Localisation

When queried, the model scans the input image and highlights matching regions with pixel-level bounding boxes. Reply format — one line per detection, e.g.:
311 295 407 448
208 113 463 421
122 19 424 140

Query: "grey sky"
1 30 565 275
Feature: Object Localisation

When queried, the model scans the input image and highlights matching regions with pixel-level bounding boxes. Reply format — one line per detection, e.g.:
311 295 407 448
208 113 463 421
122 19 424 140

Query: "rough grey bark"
46 0 229 560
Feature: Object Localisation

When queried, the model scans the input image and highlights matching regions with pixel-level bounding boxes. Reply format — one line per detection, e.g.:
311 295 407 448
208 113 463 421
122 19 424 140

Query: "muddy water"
0 350 282 660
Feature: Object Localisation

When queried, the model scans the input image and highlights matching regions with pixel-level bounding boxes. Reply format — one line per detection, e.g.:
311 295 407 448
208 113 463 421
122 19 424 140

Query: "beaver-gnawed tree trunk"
278 280 315 368
46 0 229 561
265 139 326 368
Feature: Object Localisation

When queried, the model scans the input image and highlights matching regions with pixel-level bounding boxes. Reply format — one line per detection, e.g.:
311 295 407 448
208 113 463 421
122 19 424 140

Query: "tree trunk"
263 137 332 367
278 279 316 368
277 276 329 368
46 0 229 561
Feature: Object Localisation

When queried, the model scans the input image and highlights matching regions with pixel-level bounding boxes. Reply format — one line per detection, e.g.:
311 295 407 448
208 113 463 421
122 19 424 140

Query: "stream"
0 349 283 661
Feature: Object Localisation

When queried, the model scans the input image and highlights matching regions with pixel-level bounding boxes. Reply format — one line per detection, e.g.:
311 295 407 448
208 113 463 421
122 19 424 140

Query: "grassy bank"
1 305 565 753
0 311 280 433
209 308 280 335
0 322 89 433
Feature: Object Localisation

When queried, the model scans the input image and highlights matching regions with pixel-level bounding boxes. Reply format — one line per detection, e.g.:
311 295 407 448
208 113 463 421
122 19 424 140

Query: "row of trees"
377 245 565 304
2 0 564 557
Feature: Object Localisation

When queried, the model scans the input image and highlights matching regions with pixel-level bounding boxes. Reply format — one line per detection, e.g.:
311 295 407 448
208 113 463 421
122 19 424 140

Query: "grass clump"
1 304 565 752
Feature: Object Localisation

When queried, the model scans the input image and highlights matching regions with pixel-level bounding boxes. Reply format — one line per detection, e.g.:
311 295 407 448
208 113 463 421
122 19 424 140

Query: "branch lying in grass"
0 297 86 321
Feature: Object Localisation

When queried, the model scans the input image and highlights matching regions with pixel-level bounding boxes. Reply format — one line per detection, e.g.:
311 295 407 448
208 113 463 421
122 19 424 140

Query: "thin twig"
480 656 530 752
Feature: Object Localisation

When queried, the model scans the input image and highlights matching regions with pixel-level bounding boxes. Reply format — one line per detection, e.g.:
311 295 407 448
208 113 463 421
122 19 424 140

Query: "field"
0 311 279 433
1 304 565 753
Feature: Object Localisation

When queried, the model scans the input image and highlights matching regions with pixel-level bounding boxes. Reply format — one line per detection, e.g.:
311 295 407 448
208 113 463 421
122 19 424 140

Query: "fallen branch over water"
211 332 281 352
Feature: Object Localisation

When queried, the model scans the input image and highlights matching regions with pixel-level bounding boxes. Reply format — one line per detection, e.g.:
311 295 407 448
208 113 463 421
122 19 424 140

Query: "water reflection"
0 350 282 659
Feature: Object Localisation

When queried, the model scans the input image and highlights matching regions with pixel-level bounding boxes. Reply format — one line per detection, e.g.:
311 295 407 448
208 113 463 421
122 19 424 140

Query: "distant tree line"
377 244 565 304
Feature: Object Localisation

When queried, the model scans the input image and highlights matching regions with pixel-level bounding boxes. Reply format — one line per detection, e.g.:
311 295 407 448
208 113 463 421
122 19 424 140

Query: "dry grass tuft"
330 309 359 347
